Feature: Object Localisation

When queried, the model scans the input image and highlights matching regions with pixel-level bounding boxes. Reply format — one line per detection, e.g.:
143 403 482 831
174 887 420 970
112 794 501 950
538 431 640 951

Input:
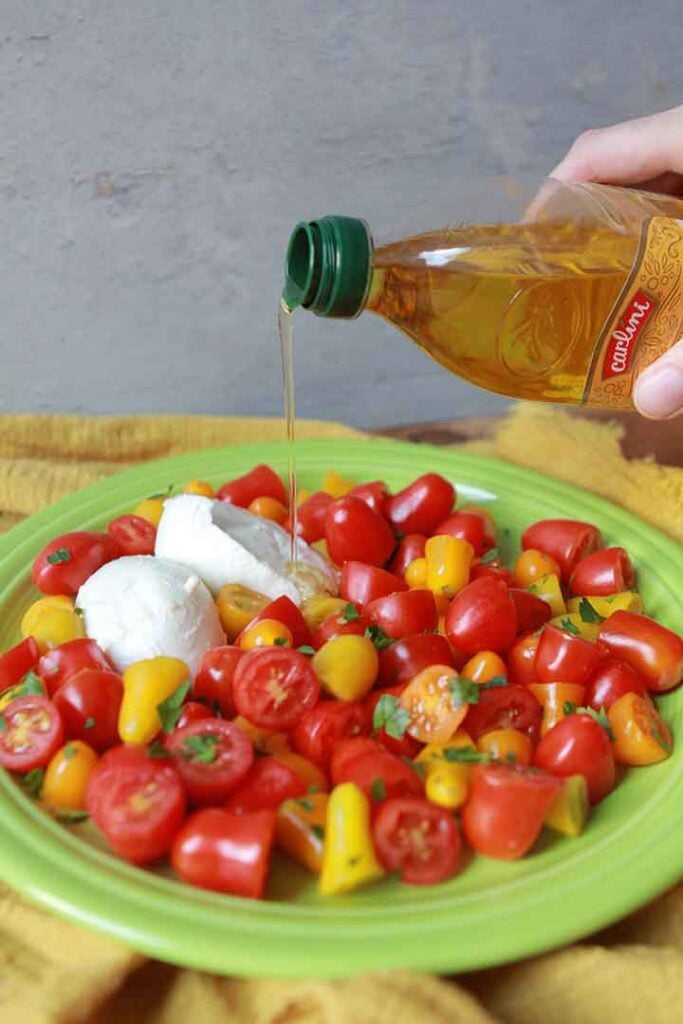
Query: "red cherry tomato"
365 686 422 759
465 684 542 742
388 534 427 577
324 497 396 567
232 648 320 730
432 509 496 557
535 625 603 686
330 741 422 802
224 756 306 813
37 638 111 698
171 808 276 898
599 611 683 693
377 633 454 687
289 491 333 542
192 645 244 717
173 701 214 731
348 480 390 517
311 610 369 649
166 718 254 806
0 637 40 692
470 560 516 588
521 519 602 583
507 632 541 686
584 658 648 711
329 737 381 778
366 589 438 639
32 531 119 596
86 745 186 864
534 712 616 804
445 577 517 655
340 562 406 607
462 763 561 860
239 595 311 649
107 514 157 556
509 588 552 635
569 547 635 596
0 695 64 772
385 473 455 535
373 797 461 884
53 668 123 751
291 700 369 769
216 464 286 507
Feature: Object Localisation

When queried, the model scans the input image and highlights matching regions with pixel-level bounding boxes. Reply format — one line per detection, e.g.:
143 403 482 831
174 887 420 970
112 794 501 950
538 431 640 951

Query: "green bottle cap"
282 216 373 318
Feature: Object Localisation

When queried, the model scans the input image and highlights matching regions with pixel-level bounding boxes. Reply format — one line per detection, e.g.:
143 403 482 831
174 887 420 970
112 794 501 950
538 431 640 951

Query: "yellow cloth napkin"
0 408 681 1024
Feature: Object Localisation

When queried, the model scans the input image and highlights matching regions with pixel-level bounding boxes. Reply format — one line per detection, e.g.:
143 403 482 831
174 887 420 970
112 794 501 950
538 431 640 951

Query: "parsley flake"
364 624 394 651
84 716 96 730
146 739 172 759
157 680 192 734
370 777 386 802
55 810 89 824
295 797 315 812
578 598 605 624
563 701 577 716
297 645 315 656
17 671 44 697
182 733 219 764
311 824 325 841
481 675 508 690
576 705 615 740
372 693 410 739
480 547 500 564
342 603 361 623
22 768 44 798
273 637 289 646
347 856 361 868
147 484 174 500
443 747 490 764
0 715 7 734
46 547 72 565
559 617 581 636
63 745 77 760
448 676 482 708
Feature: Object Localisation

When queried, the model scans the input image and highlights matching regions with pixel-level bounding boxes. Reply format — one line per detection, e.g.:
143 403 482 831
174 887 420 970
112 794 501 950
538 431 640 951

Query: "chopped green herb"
576 705 615 740
364 624 394 651
295 797 315 812
273 637 289 646
311 824 325 841
146 739 172 759
604 595 617 605
563 701 577 716
0 715 6 734
443 747 490 764
448 676 482 708
481 675 508 691
147 484 174 500
63 744 77 760
342 603 361 623
297 645 315 656
307 784 321 794
407 758 427 779
652 726 673 753
46 547 72 565
347 856 361 868
55 809 89 824
505 752 518 764
528 583 539 594
22 768 44 798
157 680 192 734
182 733 220 764
74 606 84 617
372 693 410 739
17 671 44 697
559 616 581 636
480 547 500 564
578 598 605 624
370 777 386 802
83 716 96 730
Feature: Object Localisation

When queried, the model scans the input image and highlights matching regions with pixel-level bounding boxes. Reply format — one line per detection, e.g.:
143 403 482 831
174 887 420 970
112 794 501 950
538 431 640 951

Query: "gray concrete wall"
1 0 681 428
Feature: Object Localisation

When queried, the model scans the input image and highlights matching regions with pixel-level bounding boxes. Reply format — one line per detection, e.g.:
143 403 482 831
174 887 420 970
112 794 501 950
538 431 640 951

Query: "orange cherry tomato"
461 651 507 684
399 665 467 744
216 583 269 641
41 740 98 810
239 619 294 650
514 549 561 588
477 728 532 766
607 692 673 766
528 682 586 736
248 496 289 525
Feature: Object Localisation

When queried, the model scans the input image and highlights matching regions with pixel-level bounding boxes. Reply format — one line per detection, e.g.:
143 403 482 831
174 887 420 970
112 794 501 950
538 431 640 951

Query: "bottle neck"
283 216 373 318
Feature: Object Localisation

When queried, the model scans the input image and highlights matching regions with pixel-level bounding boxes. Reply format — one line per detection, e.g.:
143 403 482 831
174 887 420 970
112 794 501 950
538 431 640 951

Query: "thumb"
633 338 683 419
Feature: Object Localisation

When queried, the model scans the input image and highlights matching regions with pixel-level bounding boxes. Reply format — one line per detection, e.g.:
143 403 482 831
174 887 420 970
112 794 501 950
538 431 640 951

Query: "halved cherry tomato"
32 531 119 596
324 497 396 567
584 658 648 711
290 491 334 543
291 700 369 769
599 611 683 693
86 745 186 865
535 625 603 686
340 562 406 607
399 665 467 744
0 637 40 693
528 682 586 736
462 763 561 860
348 480 390 517
216 464 286 507
534 712 615 804
569 547 635 597
608 692 672 766
173 701 213 732
37 638 111 698
239 618 294 650
171 808 276 898
477 728 532 766
366 589 438 639
433 509 496 557
166 718 254 806
192 645 243 717
445 577 517 655
513 548 561 588
0 694 64 772
224 756 306 813
465 684 542 742
232 648 320 730
372 797 461 884
53 668 123 752
311 609 369 649
461 651 507 684
507 632 541 686
107 514 157 556
509 589 552 635
330 740 422 802
385 473 455 535
521 519 602 583
365 686 422 759
377 633 454 687
41 740 98 809
216 584 269 641
301 596 347 633
389 534 427 577
239 595 311 650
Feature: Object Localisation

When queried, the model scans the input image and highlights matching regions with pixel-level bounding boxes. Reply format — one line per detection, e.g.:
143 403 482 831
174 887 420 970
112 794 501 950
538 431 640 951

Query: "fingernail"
634 360 683 419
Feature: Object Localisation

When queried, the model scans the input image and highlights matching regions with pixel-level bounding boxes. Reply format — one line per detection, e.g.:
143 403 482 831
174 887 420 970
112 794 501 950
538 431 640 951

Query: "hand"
553 106 683 419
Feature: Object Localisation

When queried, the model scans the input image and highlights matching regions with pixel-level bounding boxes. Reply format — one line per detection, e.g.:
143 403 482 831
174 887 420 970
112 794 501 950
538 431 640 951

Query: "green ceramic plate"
0 439 681 978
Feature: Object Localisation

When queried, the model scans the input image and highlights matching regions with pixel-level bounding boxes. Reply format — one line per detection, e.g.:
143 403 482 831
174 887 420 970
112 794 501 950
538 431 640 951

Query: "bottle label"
585 216 683 407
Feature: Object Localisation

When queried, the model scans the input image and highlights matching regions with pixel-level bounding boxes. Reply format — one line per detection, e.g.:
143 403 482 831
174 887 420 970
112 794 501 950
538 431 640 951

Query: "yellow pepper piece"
425 762 470 810
319 783 384 896
544 774 589 837
425 535 474 599
405 557 427 588
277 791 328 873
119 656 189 745
312 635 378 701
21 595 85 653
322 470 355 498
133 497 166 527
301 595 347 632
41 741 98 810
184 479 215 497
216 583 269 641
550 613 600 643
566 592 644 618
528 573 566 618
415 728 476 768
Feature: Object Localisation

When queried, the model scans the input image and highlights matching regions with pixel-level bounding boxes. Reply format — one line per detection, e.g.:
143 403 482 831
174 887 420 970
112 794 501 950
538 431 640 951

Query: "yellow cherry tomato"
477 728 532 766
528 682 586 736
544 774 589 837
21 596 85 653
527 573 566 618
514 548 561 588
183 479 215 497
550 613 600 643
215 583 269 641
301 595 347 632
400 665 467 744
405 557 427 588
322 470 355 498
277 791 329 872
119 656 189 745
566 591 644 618
425 535 474 599
312 635 378 701
608 692 672 766
41 741 98 810
425 762 470 809
239 618 293 650
319 782 384 896
415 728 476 768
461 651 507 684
248 495 289 525
133 496 166 527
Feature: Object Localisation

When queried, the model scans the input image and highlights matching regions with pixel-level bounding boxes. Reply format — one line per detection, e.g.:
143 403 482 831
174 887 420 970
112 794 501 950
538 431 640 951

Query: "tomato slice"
521 519 602 583
0 694 64 772
216 464 287 507
107 514 157 556
224 756 306 813
166 718 254 806
32 531 119 596
37 638 112 698
192 645 244 717
366 589 438 639
324 497 396 567
0 637 40 692
53 668 123 752
377 633 454 688
462 763 561 860
509 588 552 635
445 577 517 655
535 625 603 686
171 808 276 898
232 648 320 730
239 595 311 649
534 712 616 804
433 509 496 557
373 797 461 884
340 561 406 607
464 684 542 742
86 745 186 864
569 547 635 596
388 534 427 578
385 473 455 535
291 700 369 769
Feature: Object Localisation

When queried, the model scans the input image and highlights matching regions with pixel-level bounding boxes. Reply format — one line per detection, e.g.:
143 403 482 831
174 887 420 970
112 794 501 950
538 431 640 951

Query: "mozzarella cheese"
154 494 337 604
77 555 225 674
